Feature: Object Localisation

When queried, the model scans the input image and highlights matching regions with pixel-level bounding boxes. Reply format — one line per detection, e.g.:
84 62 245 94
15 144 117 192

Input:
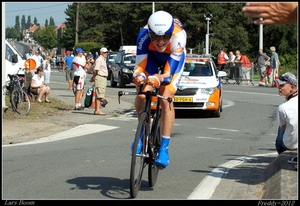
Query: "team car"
173 55 227 117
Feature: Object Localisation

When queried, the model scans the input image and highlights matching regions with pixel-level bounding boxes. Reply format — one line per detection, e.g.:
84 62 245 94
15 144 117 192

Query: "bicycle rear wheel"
11 88 31 115
148 108 161 187
130 112 149 198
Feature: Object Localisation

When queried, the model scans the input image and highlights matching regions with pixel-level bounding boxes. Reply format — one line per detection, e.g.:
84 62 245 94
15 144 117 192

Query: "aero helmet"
148 11 174 35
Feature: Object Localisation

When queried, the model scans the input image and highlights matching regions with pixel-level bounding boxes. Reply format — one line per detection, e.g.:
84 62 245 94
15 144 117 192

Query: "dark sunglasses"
149 32 172 41
279 76 288 81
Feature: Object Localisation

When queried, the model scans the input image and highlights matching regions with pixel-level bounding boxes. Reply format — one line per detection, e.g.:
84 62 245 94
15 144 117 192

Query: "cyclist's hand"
148 74 163 88
133 73 146 86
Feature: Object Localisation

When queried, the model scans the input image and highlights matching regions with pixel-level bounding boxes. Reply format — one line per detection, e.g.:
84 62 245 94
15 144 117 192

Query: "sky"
4 2 73 28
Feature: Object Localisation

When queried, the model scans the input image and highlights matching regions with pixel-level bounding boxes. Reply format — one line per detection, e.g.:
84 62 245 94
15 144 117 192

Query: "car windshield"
184 62 212 76
123 54 136 64
108 53 118 63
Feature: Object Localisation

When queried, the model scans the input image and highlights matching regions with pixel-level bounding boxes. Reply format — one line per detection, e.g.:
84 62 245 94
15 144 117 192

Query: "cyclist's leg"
134 84 152 118
154 85 174 168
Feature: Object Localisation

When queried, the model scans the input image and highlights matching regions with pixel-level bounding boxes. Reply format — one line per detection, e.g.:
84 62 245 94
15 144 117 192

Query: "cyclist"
132 10 187 168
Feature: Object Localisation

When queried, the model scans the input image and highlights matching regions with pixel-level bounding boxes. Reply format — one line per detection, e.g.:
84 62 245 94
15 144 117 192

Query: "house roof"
55 23 66 31
29 24 39 33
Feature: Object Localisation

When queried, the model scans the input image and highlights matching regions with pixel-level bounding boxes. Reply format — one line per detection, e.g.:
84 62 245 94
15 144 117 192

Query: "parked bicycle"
118 81 173 198
5 68 31 115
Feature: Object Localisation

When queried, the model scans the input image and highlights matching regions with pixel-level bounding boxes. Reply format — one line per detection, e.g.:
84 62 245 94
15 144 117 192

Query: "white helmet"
148 11 174 35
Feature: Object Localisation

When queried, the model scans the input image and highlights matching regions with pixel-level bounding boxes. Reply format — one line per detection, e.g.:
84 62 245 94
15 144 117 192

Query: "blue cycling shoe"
154 138 170 168
131 138 143 154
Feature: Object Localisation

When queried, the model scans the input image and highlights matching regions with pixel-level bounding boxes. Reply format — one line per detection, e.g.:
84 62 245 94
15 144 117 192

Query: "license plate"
174 97 193 102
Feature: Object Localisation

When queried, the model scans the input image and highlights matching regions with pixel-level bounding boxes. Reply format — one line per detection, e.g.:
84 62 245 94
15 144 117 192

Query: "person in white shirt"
227 51 236 79
42 56 51 85
30 67 51 103
274 72 298 154
72 47 91 110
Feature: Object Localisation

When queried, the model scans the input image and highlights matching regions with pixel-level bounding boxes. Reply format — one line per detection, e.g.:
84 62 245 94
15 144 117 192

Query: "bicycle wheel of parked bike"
10 88 31 115
130 112 149 198
148 108 162 187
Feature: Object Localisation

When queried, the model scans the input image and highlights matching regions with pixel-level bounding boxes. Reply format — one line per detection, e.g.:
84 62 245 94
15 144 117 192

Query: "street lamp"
204 13 213 55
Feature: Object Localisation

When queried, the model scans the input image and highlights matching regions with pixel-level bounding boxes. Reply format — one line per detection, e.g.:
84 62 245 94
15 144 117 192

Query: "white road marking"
196 136 232 141
3 124 118 147
187 152 278 199
208 127 239 132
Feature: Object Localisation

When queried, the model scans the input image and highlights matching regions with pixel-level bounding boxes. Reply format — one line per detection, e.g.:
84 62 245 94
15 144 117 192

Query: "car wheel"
110 72 117 87
118 73 126 88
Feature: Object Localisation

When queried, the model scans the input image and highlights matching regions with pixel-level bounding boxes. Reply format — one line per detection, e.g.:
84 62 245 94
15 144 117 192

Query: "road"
3 44 284 200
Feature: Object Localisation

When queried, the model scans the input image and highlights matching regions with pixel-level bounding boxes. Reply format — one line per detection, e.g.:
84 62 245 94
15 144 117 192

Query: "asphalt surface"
44 77 298 200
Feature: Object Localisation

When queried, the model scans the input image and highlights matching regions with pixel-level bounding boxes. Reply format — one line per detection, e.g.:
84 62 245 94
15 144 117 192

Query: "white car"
173 55 227 117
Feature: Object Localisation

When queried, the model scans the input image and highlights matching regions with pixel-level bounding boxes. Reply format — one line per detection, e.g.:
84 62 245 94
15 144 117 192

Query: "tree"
14 16 21 41
6 27 19 40
49 17 55 27
34 17 37 25
26 16 31 24
21 15 26 39
35 25 58 52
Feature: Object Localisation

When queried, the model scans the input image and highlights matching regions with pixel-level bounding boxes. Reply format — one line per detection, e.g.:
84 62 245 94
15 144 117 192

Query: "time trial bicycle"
118 81 173 198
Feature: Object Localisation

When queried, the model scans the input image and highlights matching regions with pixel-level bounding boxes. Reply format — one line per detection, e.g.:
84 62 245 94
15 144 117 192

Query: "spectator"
253 49 270 87
62 51 75 90
239 52 252 85
234 50 242 82
30 67 51 103
25 49 33 59
52 55 56 67
269 46 280 87
217 47 229 71
274 72 298 154
35 50 44 64
89 52 94 59
42 56 51 85
56 55 61 69
72 48 91 110
242 2 297 25
95 52 99 59
227 51 236 79
90 47 110 115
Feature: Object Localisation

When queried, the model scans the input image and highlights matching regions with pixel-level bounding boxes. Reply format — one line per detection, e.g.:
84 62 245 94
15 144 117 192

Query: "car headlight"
201 87 216 94
122 68 132 73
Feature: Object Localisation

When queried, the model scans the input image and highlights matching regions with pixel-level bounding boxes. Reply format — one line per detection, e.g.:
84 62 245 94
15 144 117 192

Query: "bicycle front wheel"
148 109 161 187
11 88 31 115
130 112 149 198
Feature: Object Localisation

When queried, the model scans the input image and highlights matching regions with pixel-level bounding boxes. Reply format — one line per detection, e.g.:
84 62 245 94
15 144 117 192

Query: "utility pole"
204 13 213 55
152 2 155 13
259 18 263 49
75 3 79 45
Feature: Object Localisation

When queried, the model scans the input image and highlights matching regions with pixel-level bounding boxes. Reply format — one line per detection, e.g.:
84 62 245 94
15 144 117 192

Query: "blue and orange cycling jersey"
133 19 187 93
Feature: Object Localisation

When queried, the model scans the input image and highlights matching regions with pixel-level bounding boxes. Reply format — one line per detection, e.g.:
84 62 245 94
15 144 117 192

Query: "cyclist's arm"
161 29 187 84
133 27 151 82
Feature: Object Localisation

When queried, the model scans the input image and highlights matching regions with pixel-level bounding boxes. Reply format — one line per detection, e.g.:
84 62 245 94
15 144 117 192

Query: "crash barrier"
232 62 254 86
